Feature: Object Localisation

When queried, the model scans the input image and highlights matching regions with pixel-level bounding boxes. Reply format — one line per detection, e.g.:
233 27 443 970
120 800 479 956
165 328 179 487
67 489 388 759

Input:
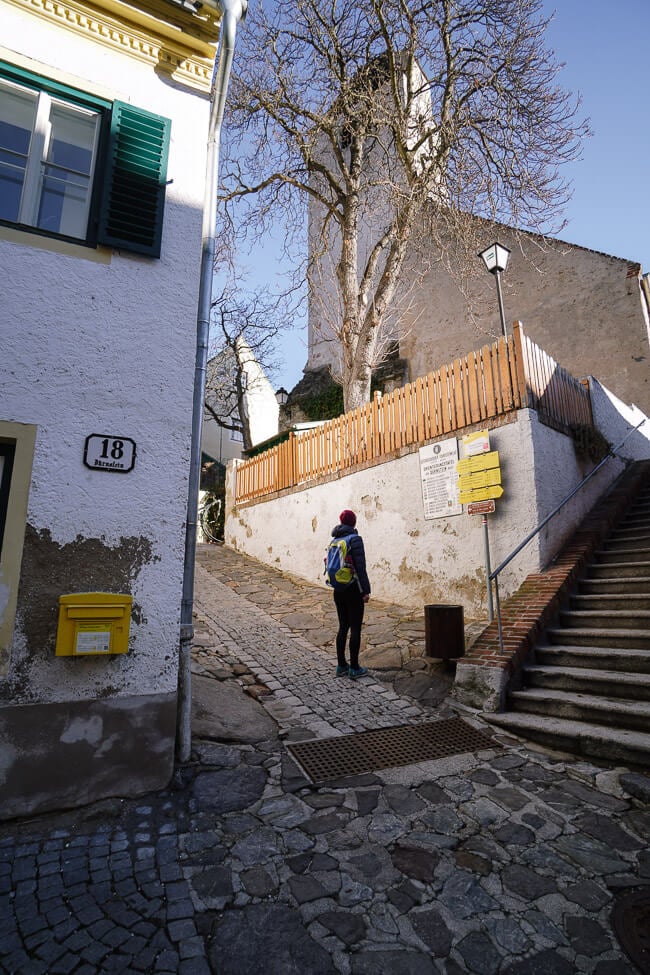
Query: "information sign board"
419 439 462 520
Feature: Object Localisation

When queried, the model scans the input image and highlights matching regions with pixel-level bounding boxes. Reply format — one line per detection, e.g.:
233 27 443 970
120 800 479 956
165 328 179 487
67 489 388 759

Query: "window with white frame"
0 62 171 257
1 79 101 239
229 425 244 443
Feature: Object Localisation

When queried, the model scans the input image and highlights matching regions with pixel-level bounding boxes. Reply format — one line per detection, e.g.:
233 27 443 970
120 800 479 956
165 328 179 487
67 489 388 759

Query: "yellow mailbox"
55 593 132 656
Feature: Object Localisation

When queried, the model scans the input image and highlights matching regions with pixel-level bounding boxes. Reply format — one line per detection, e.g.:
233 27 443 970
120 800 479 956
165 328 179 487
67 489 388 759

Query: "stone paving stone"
178 960 211 975
502 948 575 974
352 949 438 974
1 547 648 975
207 903 336 975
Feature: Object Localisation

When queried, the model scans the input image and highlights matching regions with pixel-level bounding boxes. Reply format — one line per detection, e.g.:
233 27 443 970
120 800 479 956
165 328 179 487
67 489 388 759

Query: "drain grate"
612 888 650 974
286 717 497 784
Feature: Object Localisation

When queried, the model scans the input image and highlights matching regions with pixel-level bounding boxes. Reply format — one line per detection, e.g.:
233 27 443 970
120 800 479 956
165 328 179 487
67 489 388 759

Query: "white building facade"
0 0 219 817
201 337 280 465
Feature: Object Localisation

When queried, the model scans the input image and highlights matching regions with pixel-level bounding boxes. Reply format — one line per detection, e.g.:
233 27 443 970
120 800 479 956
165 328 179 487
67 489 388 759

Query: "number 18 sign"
84 434 136 473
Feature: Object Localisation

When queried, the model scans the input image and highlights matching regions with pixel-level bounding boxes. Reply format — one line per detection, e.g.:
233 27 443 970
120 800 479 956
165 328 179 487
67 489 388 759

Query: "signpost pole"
483 514 494 622
456 430 502 624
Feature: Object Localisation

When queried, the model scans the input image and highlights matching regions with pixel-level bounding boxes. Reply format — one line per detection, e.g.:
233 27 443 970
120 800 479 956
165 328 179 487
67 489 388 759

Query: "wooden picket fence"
235 322 592 504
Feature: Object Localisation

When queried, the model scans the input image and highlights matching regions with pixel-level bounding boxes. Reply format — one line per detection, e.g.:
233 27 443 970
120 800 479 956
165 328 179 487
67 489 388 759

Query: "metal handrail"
489 419 648 653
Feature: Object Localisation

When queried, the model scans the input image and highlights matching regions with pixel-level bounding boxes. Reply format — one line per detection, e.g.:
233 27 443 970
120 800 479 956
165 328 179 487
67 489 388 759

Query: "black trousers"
333 584 365 669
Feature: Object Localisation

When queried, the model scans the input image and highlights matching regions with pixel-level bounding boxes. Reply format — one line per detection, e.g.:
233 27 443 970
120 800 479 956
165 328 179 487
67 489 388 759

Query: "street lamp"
275 387 289 406
478 241 511 340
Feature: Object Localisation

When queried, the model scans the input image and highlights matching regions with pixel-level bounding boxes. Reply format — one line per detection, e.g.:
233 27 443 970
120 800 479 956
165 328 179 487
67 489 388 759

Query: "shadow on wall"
588 377 650 462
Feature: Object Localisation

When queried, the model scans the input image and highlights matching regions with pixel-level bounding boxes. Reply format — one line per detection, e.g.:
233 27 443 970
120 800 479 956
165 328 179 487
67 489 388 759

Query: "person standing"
328 509 371 679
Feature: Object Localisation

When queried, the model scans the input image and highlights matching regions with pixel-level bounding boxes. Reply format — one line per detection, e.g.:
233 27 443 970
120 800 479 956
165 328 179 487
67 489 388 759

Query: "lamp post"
275 387 289 406
478 241 511 340
178 0 248 763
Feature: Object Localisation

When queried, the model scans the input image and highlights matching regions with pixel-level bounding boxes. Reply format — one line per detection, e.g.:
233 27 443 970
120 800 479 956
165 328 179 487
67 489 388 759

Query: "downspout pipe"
177 0 247 763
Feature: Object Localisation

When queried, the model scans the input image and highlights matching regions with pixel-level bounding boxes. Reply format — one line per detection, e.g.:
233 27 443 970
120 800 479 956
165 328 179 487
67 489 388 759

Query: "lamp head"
478 242 511 275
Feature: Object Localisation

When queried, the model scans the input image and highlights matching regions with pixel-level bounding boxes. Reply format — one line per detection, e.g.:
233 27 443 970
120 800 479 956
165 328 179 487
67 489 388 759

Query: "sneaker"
348 666 368 679
335 664 349 677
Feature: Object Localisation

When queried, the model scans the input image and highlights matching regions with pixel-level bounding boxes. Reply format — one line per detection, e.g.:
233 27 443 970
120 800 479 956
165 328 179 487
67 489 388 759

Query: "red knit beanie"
340 509 357 527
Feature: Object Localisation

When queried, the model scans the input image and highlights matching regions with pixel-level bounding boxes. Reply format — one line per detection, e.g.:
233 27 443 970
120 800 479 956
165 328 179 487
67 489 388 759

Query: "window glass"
0 81 99 240
230 426 244 443
38 101 99 238
0 82 37 223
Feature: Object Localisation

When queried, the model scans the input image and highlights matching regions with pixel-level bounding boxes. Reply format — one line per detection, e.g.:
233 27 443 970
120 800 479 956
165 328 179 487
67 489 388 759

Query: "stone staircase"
486 476 650 768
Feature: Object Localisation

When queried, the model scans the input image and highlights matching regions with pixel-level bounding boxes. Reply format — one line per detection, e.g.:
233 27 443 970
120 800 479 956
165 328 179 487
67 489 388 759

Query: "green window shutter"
98 101 171 258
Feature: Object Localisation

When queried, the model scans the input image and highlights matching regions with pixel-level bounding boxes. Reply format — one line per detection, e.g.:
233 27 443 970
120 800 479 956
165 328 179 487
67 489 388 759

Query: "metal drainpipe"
177 0 247 764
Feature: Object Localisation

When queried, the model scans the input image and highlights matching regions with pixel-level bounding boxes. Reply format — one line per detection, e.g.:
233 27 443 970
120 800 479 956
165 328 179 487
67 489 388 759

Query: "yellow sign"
456 450 500 475
459 484 504 504
458 468 502 492
462 430 491 456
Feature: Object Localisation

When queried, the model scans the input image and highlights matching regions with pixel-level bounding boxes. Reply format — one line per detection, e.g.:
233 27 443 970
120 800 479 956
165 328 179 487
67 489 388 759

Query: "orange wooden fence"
235 322 592 504
519 330 592 431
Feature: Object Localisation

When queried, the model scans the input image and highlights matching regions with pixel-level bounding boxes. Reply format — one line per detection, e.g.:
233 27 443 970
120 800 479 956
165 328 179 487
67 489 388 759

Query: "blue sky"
249 1 650 392
542 0 648 270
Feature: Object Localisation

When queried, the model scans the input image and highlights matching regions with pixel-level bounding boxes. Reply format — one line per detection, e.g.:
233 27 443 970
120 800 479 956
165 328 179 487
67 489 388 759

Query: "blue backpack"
324 536 356 589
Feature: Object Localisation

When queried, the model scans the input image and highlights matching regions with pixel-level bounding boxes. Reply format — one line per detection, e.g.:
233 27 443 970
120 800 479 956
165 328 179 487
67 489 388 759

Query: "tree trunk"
341 320 376 411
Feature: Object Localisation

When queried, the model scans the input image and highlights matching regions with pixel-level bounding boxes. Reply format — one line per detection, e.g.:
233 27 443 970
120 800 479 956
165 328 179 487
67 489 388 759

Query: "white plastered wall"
238 337 280 447
226 409 635 618
0 9 208 703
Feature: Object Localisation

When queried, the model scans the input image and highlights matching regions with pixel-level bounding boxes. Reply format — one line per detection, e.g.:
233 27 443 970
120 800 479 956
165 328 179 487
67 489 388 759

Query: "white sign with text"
419 438 462 520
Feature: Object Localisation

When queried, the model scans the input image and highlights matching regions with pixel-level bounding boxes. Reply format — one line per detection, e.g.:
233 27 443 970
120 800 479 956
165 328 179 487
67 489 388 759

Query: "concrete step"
587 561 650 579
482 712 650 768
523 663 650 700
560 609 650 631
535 643 650 674
627 499 650 514
605 535 650 551
595 547 650 563
571 593 650 612
620 510 650 524
490 471 650 768
546 627 650 650
611 521 650 536
579 576 650 595
510 686 650 730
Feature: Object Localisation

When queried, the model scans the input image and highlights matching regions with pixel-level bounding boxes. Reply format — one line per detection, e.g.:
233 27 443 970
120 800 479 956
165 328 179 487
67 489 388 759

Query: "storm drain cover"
612 888 650 974
286 717 497 784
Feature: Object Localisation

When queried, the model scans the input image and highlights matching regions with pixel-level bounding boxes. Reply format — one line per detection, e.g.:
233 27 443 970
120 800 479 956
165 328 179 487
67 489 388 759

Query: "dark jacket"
331 524 371 595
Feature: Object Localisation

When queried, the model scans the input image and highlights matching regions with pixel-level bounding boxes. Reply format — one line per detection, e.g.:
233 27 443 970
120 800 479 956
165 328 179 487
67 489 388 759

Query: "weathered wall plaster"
225 407 639 619
0 3 211 814
0 693 177 819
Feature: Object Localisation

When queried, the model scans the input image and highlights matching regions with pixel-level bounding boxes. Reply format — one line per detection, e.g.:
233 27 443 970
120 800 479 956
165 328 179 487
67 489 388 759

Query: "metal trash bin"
424 604 465 659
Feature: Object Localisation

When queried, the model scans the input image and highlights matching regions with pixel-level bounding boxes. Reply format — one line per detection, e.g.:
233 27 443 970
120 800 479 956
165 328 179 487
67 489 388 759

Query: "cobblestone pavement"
1 544 649 975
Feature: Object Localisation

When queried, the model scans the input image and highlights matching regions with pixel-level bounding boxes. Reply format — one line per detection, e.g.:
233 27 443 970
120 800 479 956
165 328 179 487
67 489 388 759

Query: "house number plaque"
84 435 136 473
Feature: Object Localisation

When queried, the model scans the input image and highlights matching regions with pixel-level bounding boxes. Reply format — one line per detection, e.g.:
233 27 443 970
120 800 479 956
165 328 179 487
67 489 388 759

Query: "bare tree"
204 285 287 451
220 0 588 411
